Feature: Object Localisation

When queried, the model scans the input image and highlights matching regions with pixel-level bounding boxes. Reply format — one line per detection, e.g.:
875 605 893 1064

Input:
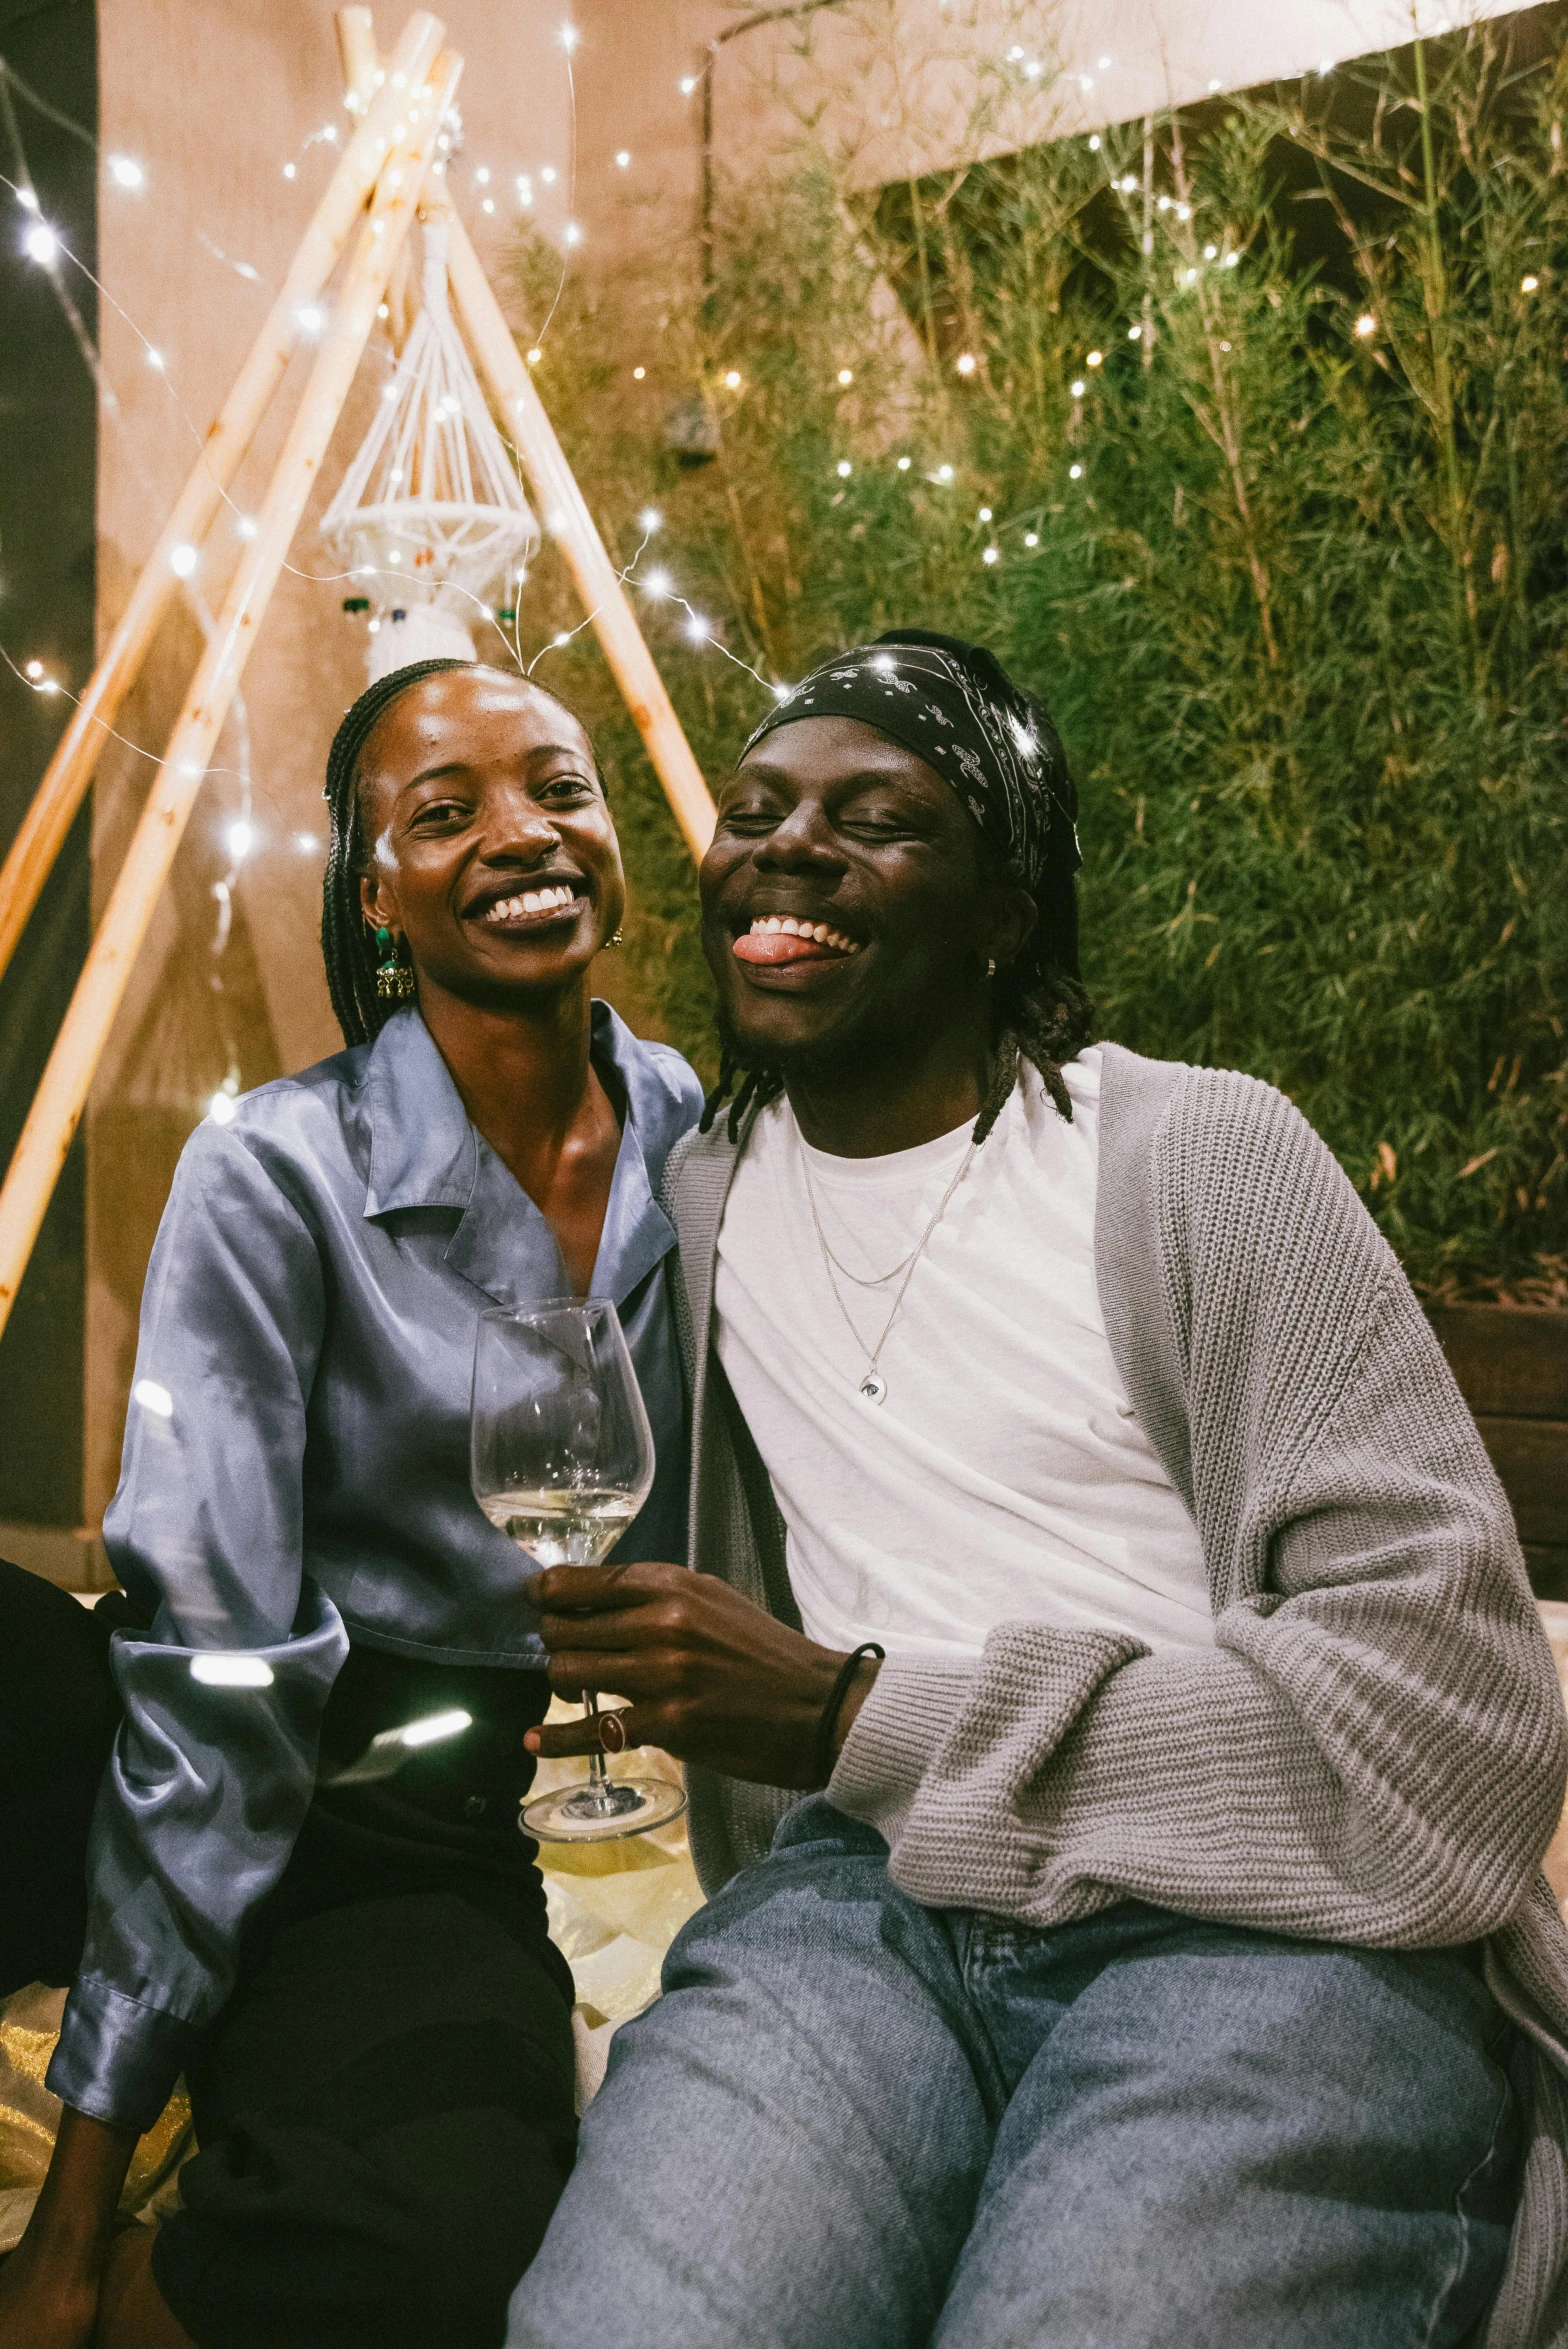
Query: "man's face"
700 715 1030 1075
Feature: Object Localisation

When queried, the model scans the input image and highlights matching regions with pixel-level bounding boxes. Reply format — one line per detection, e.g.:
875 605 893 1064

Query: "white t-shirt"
713 1050 1214 1661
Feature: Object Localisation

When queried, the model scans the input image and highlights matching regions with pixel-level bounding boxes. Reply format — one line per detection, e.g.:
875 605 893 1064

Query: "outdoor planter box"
1426 1305 1568 1601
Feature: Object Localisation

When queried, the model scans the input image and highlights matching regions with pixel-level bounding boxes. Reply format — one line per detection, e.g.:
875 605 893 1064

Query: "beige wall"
76 0 1531 1528
86 0 573 1519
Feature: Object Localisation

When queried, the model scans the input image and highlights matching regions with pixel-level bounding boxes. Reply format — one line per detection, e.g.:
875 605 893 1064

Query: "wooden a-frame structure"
0 7 716 1344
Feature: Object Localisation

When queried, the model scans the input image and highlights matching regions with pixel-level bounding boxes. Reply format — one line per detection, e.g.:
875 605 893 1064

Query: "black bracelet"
814 1642 884 1788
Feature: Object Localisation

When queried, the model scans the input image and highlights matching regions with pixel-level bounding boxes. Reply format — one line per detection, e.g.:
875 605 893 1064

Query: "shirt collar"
360 1003 678 1309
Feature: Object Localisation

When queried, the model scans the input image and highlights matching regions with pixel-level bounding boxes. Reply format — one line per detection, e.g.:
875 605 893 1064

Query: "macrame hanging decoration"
321 216 540 683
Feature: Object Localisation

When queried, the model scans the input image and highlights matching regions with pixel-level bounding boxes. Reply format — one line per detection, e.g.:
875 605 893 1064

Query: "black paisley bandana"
738 628 1082 975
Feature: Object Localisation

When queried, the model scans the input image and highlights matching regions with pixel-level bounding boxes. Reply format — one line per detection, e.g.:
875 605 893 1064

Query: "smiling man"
512 632 1568 2349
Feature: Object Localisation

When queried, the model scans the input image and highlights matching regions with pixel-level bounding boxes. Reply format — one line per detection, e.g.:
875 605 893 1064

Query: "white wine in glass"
471 1298 686 1843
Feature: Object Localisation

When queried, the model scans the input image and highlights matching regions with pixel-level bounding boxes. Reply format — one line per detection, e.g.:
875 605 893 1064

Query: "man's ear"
986 883 1038 974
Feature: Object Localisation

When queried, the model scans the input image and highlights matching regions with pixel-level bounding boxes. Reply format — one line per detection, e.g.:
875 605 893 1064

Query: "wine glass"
471 1297 686 1842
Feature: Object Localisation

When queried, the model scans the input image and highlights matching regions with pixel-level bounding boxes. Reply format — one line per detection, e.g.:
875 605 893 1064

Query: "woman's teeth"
747 916 859 954
483 885 577 923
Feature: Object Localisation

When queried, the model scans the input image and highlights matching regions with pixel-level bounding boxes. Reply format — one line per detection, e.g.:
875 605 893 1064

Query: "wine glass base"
522 1774 687 1843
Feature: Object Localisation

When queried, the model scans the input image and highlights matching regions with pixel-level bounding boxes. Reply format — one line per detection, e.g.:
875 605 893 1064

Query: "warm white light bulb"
1069 462 1084 479
563 221 583 246
146 346 166 370
642 566 672 597
482 198 495 213
206 1093 239 1129
294 832 320 854
685 613 711 643
1070 378 1086 397
836 459 852 477
935 464 954 482
476 166 491 185
108 155 145 189
527 347 543 365
1087 350 1103 367
978 506 992 521
541 166 557 184
16 185 38 211
1024 531 1039 547
680 76 697 95
616 151 631 169
560 23 580 52
1088 135 1100 152
639 508 662 533
227 821 254 860
169 543 197 577
632 364 645 379
897 456 911 471
23 222 58 265
1129 325 1143 341
1354 312 1377 339
1521 274 1540 294
24 658 43 679
955 352 977 376
297 304 325 332
837 367 853 385
283 161 297 180
982 546 1000 565
724 369 741 388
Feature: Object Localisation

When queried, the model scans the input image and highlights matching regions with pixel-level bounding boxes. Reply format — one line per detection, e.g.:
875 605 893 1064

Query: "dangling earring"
374 926 417 1001
607 929 625 948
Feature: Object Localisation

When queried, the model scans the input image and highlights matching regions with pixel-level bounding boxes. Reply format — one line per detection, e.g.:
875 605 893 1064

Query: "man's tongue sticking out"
733 919 858 967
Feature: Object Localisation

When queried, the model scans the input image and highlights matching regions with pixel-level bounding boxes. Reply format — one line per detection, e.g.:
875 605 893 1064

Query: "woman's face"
357 667 625 1010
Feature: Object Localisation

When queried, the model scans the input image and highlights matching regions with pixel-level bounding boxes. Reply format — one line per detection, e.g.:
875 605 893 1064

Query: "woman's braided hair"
320 657 597 1048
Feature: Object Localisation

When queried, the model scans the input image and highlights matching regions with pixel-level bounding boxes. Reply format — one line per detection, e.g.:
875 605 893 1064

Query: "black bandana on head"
738 629 1082 976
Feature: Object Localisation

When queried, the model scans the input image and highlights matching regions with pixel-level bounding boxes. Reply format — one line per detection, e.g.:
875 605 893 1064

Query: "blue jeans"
510 1799 1521 2349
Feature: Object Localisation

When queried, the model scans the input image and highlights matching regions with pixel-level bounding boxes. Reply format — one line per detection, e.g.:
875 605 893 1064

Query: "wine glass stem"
583 1688 609 1795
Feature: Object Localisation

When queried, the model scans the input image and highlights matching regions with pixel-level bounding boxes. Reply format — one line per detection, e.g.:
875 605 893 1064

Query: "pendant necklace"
800 1128 977 1405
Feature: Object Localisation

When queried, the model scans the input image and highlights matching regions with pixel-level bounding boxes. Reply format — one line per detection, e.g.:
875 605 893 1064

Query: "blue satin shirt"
47 1003 703 2133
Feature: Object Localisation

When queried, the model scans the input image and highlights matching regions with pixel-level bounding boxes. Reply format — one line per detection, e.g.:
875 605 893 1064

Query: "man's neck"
782 1026 991 1159
418 976 597 1170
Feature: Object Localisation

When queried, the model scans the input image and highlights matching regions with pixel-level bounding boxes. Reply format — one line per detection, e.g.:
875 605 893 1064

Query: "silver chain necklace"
799 1129 978 1404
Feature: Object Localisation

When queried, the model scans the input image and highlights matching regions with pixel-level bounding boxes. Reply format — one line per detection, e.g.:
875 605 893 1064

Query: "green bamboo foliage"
512 19 1568 1298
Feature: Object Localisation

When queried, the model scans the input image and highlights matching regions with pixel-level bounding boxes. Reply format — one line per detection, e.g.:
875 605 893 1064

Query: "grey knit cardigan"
662 1042 1568 2349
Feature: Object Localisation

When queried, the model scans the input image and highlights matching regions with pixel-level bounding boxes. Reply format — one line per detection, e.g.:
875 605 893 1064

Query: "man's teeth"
483 885 577 922
747 916 860 954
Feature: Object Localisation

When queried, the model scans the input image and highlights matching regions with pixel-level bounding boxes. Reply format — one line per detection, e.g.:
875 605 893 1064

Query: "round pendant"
858 1373 887 1404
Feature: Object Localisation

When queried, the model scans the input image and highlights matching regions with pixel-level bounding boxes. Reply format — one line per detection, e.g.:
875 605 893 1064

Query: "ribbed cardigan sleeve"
830 1061 1568 1951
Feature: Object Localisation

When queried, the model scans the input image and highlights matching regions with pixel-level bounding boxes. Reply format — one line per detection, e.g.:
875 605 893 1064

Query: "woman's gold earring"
374 926 417 1001
607 929 625 947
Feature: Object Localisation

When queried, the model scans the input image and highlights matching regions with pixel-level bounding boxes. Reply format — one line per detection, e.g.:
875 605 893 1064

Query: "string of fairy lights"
2 12 1548 1131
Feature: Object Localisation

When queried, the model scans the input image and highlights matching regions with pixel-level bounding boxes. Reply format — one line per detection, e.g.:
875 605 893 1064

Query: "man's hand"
523 1562 880 1788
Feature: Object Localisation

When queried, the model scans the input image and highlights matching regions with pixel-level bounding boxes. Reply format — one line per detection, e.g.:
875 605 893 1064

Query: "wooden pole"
442 216 717 862
0 55 464 1341
0 9 445 990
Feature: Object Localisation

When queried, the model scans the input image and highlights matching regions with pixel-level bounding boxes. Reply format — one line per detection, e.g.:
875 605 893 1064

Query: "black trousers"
0 1560 578 2349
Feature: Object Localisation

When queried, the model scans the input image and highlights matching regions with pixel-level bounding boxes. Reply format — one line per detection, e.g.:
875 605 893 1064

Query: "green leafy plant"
509 13 1568 1298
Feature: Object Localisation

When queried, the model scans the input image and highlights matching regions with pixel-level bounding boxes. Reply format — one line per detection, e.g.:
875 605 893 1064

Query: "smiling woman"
0 660 703 2349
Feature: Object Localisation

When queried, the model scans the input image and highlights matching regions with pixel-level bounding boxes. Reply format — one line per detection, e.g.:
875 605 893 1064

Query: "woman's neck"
416 974 597 1170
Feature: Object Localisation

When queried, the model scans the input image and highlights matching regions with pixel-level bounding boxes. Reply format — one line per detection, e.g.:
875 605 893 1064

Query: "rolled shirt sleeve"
47 1124 349 2132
